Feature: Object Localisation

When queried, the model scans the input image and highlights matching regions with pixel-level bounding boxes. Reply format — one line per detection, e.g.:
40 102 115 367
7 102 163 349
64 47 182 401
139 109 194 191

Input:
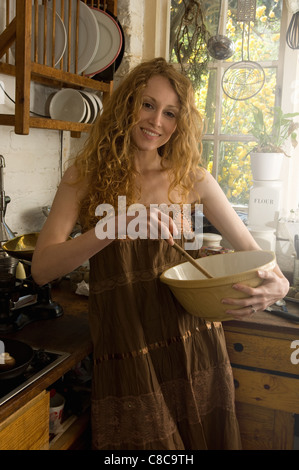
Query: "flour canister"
248 180 282 227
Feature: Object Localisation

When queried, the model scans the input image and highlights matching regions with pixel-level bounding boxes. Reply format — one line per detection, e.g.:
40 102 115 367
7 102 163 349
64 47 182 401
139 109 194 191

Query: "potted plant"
248 105 299 181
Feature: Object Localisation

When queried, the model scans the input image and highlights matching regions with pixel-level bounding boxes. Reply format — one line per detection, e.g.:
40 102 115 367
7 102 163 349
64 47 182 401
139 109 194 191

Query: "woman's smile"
140 127 161 138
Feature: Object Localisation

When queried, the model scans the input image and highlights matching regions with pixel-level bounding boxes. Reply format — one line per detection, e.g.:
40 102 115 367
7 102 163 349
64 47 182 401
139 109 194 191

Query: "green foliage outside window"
170 0 283 206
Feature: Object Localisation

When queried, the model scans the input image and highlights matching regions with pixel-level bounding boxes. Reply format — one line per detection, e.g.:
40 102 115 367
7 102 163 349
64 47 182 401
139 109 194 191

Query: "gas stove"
0 348 70 406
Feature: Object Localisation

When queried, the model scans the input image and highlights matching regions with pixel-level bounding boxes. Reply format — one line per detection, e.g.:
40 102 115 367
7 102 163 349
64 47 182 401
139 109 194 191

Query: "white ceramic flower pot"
250 152 284 181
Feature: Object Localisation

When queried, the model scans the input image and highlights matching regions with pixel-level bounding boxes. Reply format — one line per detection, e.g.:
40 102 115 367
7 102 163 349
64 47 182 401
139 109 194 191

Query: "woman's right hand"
95 206 178 245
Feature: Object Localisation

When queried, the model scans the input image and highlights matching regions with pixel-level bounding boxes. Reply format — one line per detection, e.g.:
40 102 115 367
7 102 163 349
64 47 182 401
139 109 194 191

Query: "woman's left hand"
222 269 290 320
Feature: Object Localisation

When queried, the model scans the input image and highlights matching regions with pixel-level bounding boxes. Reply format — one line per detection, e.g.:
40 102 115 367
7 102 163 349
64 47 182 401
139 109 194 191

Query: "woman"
32 58 289 450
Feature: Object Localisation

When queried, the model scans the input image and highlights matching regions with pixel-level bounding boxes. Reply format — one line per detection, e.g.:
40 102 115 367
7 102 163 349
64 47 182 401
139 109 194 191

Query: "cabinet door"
236 402 295 450
0 391 49 450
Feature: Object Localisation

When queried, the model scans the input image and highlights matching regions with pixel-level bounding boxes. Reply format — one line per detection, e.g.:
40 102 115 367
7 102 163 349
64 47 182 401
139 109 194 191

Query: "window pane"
217 141 254 206
221 67 277 135
201 140 214 170
195 69 216 134
226 0 282 62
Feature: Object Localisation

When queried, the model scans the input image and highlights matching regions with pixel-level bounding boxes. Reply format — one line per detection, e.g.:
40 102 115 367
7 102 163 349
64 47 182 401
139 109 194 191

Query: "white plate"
49 0 100 74
91 93 103 116
49 89 86 122
81 97 91 123
84 8 122 77
11 5 67 67
80 90 97 123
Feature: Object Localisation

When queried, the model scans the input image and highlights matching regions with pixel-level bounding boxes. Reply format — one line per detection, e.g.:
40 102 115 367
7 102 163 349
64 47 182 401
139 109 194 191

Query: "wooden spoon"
172 242 213 279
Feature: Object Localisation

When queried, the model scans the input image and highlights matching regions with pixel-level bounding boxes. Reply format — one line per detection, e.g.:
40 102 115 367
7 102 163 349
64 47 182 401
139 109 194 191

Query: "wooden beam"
29 116 91 133
0 18 16 59
31 63 111 92
15 0 32 135
0 115 91 135
106 0 118 16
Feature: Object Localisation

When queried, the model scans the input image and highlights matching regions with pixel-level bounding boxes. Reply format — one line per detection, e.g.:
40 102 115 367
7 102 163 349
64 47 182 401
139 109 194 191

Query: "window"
170 0 286 208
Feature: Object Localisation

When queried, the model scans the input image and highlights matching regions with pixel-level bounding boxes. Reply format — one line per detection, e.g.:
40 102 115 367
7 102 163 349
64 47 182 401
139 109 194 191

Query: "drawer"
232 367 299 414
0 391 49 450
225 330 299 375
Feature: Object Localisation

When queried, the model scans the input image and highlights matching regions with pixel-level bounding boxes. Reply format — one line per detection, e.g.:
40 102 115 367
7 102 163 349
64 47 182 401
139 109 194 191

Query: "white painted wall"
0 77 63 235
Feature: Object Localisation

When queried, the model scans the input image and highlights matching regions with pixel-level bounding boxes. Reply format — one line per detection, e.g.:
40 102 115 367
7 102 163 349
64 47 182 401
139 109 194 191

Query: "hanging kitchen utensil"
286 0 299 49
0 156 14 243
286 11 299 49
221 0 265 101
207 0 235 60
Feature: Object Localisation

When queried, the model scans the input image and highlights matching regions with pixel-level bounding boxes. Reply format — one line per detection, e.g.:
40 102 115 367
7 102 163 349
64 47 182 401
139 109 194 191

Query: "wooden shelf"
49 409 91 450
0 0 117 136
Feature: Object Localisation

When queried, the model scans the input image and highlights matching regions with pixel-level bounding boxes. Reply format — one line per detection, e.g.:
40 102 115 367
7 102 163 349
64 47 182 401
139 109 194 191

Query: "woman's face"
131 75 180 153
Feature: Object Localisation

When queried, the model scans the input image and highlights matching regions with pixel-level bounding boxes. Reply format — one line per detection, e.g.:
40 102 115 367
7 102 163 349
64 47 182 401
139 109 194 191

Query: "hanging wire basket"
221 0 265 101
221 59 265 100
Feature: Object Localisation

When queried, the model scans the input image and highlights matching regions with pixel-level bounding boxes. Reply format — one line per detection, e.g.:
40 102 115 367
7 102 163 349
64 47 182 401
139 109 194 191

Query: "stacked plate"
49 88 103 123
46 0 124 76
83 7 123 77
10 4 67 67
11 1 124 76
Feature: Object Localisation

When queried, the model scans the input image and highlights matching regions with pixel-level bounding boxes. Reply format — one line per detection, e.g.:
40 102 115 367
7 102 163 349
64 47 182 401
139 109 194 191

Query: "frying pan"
0 338 34 380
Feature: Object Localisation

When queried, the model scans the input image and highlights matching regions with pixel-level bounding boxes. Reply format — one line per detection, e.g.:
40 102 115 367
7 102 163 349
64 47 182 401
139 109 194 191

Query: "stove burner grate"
0 348 70 406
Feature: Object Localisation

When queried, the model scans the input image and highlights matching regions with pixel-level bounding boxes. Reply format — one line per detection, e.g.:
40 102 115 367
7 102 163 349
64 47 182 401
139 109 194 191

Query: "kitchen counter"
0 281 91 423
224 300 299 336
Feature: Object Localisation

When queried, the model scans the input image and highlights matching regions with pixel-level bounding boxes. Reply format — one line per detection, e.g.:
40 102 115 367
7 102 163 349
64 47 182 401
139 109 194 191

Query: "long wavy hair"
74 57 204 230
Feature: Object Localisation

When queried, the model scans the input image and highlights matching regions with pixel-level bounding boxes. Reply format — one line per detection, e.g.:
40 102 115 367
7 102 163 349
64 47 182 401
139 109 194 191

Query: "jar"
247 226 276 251
202 232 222 248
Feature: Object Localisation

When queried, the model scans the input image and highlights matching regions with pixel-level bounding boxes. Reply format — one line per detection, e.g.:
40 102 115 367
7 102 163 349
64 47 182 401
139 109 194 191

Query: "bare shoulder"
62 164 78 182
58 164 89 201
195 168 228 199
189 167 217 202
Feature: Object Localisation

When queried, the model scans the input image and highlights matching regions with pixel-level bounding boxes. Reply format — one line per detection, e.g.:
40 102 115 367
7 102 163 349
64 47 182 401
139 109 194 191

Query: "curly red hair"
74 57 204 229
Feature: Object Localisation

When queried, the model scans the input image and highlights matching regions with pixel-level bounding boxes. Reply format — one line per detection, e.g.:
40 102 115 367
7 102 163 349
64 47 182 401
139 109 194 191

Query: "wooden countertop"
0 281 91 422
223 300 299 339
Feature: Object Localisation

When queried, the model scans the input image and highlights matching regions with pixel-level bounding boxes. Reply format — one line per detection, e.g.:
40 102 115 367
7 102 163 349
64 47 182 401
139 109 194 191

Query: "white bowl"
49 89 86 122
160 250 276 322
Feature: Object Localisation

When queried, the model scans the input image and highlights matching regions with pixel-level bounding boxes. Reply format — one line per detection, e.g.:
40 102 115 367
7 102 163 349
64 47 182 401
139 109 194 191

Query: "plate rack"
0 0 117 137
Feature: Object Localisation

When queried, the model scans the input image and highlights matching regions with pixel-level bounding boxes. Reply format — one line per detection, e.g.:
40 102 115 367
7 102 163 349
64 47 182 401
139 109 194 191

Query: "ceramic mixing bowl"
160 250 276 322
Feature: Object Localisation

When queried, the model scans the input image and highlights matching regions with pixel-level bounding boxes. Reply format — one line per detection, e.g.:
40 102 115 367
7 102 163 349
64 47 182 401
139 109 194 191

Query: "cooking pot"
0 338 34 380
